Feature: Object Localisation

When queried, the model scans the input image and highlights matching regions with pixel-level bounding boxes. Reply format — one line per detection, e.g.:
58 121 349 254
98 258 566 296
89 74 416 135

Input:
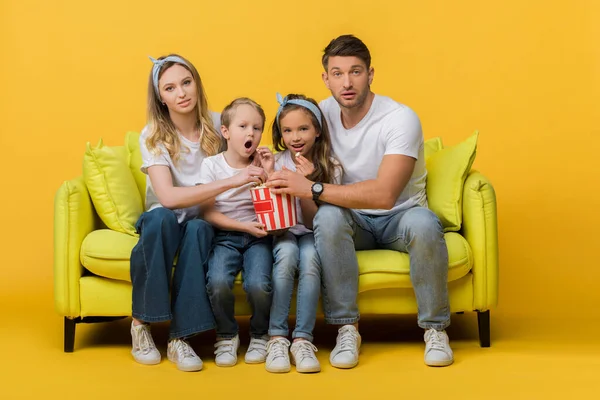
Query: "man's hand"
243 221 268 238
266 166 313 199
295 155 315 177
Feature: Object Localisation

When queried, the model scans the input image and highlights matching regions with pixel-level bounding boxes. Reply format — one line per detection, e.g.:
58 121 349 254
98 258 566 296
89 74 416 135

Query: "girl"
130 55 264 372
255 93 342 373
199 98 272 367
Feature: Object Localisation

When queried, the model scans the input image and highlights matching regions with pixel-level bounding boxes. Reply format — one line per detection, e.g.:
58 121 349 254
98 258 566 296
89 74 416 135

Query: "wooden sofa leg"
477 310 491 348
64 317 78 352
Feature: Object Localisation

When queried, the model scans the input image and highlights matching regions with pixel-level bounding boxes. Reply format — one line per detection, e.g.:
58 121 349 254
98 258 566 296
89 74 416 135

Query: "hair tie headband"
149 56 190 100
275 93 322 128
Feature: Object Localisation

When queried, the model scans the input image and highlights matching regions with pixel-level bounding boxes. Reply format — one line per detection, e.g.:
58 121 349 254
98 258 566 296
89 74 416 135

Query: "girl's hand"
296 155 315 177
255 146 275 176
231 165 266 187
243 221 268 238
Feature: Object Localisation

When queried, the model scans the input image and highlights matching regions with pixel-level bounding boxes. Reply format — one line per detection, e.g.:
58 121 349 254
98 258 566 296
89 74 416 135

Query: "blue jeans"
268 232 321 342
313 204 450 330
130 207 216 340
206 231 273 339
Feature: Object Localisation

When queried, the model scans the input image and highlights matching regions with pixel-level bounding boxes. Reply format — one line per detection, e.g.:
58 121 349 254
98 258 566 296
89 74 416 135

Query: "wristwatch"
311 182 324 201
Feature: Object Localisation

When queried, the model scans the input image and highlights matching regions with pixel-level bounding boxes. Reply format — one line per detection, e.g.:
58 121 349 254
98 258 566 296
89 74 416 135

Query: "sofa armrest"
461 170 499 310
54 176 97 317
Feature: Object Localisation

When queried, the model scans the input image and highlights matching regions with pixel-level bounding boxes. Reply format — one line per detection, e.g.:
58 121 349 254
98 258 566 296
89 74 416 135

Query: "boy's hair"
221 97 266 130
272 94 340 184
322 34 371 71
146 54 223 162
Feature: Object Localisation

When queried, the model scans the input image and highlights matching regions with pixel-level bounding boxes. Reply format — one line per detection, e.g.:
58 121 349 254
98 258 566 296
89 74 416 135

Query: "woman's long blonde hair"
145 54 223 163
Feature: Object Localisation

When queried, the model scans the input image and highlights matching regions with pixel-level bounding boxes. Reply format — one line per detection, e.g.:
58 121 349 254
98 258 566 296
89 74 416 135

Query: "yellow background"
1 0 600 396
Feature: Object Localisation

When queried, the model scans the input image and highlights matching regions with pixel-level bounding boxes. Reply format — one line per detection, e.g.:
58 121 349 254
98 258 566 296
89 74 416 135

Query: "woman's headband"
275 93 322 128
149 56 191 99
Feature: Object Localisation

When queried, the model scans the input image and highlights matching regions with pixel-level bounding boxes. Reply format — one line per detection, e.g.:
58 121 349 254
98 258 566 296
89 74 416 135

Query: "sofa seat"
80 229 472 288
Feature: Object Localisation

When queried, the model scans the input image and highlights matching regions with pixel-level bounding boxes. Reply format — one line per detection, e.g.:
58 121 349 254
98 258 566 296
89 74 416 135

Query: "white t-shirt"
274 149 343 235
319 95 427 215
198 153 257 224
140 112 221 223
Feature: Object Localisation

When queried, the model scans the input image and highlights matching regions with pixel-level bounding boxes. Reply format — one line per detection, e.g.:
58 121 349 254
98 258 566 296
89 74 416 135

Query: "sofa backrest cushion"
83 139 143 236
425 131 479 231
125 131 146 207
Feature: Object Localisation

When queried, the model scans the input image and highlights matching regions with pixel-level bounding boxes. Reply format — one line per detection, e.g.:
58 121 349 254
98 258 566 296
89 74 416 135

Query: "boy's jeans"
313 204 451 330
268 231 321 342
130 207 216 340
206 230 273 339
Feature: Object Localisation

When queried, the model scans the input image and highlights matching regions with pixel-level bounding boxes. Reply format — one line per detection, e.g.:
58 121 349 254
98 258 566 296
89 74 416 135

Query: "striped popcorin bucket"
250 186 297 231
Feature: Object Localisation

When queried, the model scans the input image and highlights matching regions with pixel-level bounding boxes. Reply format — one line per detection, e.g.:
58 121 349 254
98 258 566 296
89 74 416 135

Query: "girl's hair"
220 97 266 129
272 94 339 184
145 54 223 163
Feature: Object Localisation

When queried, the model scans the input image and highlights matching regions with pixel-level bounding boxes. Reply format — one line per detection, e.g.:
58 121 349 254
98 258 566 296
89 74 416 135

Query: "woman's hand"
230 165 267 187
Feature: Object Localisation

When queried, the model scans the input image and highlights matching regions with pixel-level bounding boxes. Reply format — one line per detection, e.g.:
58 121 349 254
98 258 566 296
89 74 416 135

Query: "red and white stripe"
251 187 297 231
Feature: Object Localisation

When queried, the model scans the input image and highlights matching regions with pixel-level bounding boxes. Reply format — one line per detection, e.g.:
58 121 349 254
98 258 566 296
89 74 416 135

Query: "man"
267 35 453 368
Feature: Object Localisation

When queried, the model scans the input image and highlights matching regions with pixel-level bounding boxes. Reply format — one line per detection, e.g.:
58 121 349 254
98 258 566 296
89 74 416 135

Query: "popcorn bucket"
250 186 297 231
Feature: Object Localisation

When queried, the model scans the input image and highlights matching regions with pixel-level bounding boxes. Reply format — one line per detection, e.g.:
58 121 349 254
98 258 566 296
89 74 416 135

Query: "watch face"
313 183 323 193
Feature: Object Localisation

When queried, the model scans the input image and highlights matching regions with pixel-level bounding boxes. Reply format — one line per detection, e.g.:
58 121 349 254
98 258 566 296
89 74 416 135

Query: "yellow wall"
1 0 599 319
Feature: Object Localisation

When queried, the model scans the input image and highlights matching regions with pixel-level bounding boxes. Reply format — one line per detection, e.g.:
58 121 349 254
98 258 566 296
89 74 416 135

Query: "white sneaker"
291 340 320 373
424 329 454 367
130 322 161 365
265 337 291 373
214 335 240 367
245 336 268 364
330 325 361 369
167 339 203 372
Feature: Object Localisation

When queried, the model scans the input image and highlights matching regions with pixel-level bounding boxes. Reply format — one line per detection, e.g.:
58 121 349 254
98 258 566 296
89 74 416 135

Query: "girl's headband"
149 56 191 99
275 93 322 128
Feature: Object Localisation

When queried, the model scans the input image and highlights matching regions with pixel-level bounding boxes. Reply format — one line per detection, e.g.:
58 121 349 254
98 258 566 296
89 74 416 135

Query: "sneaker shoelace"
248 338 268 356
266 338 289 360
214 339 236 357
425 329 446 351
337 326 358 351
293 341 318 363
173 339 196 360
136 325 156 355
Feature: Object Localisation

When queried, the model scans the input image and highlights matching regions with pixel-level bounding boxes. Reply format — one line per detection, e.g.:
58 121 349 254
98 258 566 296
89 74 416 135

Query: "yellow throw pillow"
424 137 443 160
83 139 142 236
125 131 146 208
425 131 479 232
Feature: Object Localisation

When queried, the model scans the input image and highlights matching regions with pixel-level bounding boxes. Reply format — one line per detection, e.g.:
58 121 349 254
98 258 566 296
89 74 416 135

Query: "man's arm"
267 154 416 210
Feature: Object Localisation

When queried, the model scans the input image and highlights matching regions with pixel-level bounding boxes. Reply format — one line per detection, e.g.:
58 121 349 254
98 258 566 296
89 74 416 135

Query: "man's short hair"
322 34 371 71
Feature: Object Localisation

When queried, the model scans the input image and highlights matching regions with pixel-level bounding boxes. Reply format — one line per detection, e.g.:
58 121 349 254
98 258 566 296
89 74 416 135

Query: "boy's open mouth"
244 140 253 149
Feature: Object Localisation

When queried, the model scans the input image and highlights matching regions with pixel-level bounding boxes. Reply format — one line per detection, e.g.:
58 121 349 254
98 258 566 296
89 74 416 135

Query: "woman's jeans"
206 230 273 339
130 207 216 340
268 231 321 342
313 204 451 330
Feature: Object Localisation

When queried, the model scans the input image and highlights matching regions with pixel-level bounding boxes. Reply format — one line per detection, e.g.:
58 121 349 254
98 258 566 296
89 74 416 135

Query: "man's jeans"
206 231 273 339
313 204 450 330
130 207 216 340
268 232 321 342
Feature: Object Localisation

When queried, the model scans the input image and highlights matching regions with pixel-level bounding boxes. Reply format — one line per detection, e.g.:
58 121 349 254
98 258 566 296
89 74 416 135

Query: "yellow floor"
2 285 599 399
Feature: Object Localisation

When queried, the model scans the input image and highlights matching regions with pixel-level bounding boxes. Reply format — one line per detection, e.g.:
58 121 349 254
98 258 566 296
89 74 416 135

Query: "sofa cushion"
125 131 146 207
81 229 139 282
83 139 143 236
425 131 479 232
81 229 472 287
424 137 443 160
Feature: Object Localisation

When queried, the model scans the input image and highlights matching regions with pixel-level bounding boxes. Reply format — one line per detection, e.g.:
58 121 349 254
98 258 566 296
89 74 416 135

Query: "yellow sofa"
54 132 498 352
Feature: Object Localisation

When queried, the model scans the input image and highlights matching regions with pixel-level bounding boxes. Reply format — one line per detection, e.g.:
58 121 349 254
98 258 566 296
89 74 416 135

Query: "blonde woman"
130 54 264 372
